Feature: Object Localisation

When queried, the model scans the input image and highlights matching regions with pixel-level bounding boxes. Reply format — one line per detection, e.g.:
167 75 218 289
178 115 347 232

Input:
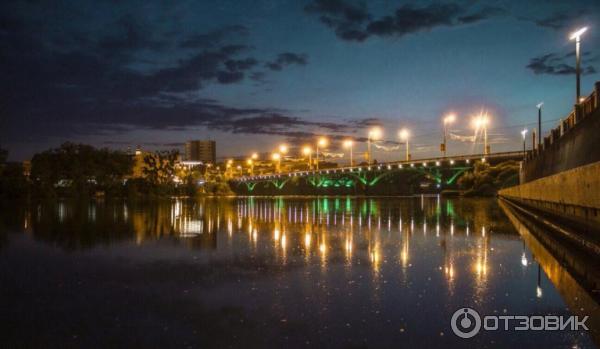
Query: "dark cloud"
305 1 504 42
97 14 167 53
304 0 370 42
265 52 308 71
225 57 258 71
526 10 587 30
0 0 316 150
349 118 382 127
526 52 596 75
179 25 248 49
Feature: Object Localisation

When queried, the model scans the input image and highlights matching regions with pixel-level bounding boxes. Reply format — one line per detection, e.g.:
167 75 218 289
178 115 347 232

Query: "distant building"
185 140 216 164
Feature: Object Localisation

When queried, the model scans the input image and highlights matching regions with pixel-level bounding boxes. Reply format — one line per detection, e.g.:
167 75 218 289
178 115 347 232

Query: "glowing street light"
316 137 328 170
536 102 543 150
343 139 354 166
279 144 288 154
472 114 490 155
226 159 233 176
398 128 410 162
521 128 528 159
442 113 456 157
570 27 588 103
272 152 281 173
367 127 382 165
251 152 258 160
302 146 313 169
247 158 254 175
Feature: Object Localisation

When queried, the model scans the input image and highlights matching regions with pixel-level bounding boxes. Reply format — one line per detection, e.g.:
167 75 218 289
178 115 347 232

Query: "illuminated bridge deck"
233 151 524 185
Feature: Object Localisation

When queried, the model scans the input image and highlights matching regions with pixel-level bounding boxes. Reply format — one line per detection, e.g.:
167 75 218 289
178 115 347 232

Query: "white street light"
316 137 328 170
570 27 588 103
367 127 382 165
343 139 354 166
399 128 410 162
272 152 281 173
521 128 528 158
302 146 312 169
472 114 490 155
442 114 456 157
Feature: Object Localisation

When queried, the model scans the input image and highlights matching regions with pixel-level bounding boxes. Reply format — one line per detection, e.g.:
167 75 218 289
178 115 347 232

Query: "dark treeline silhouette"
30 143 133 197
0 143 203 199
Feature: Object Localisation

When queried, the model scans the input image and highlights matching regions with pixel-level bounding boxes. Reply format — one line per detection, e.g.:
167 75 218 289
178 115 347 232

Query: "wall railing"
526 81 600 161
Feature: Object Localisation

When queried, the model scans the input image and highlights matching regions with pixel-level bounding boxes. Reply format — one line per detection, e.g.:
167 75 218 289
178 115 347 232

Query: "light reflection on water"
0 196 598 348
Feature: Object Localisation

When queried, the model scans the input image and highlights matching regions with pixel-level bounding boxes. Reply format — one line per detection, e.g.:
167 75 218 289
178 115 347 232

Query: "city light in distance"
318 137 328 147
279 144 288 154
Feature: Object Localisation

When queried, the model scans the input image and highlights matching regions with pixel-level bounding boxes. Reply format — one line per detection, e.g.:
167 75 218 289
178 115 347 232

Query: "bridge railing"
233 151 524 182
528 81 600 161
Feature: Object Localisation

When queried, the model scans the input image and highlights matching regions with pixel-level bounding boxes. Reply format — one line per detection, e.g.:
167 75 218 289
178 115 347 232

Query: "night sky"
2 0 600 161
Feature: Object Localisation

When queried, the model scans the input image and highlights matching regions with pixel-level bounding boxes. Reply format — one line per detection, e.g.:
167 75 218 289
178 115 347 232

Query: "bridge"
231 151 524 193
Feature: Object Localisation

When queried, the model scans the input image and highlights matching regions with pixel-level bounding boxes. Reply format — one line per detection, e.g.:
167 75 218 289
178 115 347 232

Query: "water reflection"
0 196 597 347
1 197 521 271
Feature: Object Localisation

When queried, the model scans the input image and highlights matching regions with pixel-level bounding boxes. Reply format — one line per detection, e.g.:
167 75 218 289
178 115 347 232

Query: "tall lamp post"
272 153 281 173
536 102 543 150
570 27 588 103
442 114 456 157
247 159 254 175
367 127 382 165
316 137 327 170
473 115 490 155
399 128 410 162
521 129 528 159
343 139 354 167
302 146 312 170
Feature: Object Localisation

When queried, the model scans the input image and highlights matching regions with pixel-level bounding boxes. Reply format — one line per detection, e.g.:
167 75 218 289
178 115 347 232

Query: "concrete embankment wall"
499 161 600 231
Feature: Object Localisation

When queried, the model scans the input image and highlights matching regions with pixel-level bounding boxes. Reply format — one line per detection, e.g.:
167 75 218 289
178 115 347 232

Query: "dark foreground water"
0 197 598 348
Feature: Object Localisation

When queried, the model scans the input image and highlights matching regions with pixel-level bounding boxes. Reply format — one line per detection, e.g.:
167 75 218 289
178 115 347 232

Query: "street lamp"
570 27 588 103
472 114 490 155
227 159 233 176
251 152 258 160
302 146 313 169
521 129 528 159
279 144 288 155
247 158 254 175
367 127 382 165
316 137 328 170
398 128 410 162
272 152 281 173
343 139 354 166
536 102 543 150
442 114 456 157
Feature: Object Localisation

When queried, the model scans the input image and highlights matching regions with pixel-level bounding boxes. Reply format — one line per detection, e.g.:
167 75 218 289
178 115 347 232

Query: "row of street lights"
237 27 589 175
242 113 492 174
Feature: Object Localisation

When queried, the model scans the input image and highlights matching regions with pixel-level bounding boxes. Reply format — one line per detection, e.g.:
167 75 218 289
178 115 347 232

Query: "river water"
0 197 598 348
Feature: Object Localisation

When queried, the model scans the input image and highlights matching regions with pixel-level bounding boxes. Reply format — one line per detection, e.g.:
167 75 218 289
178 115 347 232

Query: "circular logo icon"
451 307 481 338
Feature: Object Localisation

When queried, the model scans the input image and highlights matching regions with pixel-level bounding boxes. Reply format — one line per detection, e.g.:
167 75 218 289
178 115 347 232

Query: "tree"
30 143 133 197
458 161 519 196
142 150 179 185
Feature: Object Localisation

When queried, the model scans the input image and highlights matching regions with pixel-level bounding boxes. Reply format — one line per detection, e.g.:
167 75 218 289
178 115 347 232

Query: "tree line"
0 143 230 199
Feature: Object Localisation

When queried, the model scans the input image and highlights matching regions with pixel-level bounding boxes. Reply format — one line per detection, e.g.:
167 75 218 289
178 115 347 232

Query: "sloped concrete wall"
499 161 600 230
